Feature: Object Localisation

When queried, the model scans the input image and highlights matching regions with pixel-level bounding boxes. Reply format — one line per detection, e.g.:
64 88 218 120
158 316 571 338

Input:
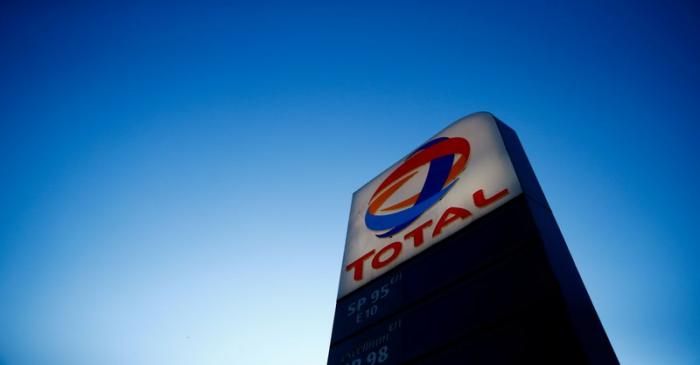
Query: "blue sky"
1 1 699 364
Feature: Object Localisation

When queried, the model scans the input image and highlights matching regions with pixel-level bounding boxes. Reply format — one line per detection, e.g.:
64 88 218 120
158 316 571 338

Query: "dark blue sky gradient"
1 1 699 364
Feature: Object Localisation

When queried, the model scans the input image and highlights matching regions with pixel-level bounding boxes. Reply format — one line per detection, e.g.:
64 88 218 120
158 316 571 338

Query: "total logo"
345 136 511 283
365 137 470 238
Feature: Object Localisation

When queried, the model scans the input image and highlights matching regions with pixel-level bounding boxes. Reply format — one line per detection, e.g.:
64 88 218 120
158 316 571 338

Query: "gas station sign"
328 112 618 364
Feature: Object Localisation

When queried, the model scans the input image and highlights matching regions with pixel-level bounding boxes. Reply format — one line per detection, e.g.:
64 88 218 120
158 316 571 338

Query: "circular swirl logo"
365 137 470 238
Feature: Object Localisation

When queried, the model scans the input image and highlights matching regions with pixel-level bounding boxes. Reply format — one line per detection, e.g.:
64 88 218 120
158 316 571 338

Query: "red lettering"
403 220 433 247
345 250 375 281
371 242 402 269
433 207 472 237
473 188 509 208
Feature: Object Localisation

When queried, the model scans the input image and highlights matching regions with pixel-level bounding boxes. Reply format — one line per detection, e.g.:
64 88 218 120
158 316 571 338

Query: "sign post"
327 112 618 364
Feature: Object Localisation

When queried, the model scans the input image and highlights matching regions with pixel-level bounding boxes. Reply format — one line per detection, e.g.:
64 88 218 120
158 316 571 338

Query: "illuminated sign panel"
339 113 522 297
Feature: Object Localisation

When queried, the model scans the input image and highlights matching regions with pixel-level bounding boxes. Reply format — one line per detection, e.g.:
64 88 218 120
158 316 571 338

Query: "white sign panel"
338 112 523 298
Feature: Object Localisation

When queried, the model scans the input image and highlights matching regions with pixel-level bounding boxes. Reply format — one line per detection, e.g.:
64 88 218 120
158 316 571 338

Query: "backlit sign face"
339 113 523 298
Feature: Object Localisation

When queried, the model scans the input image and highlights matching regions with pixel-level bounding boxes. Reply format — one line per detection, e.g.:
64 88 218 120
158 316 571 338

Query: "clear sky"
1 1 698 364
